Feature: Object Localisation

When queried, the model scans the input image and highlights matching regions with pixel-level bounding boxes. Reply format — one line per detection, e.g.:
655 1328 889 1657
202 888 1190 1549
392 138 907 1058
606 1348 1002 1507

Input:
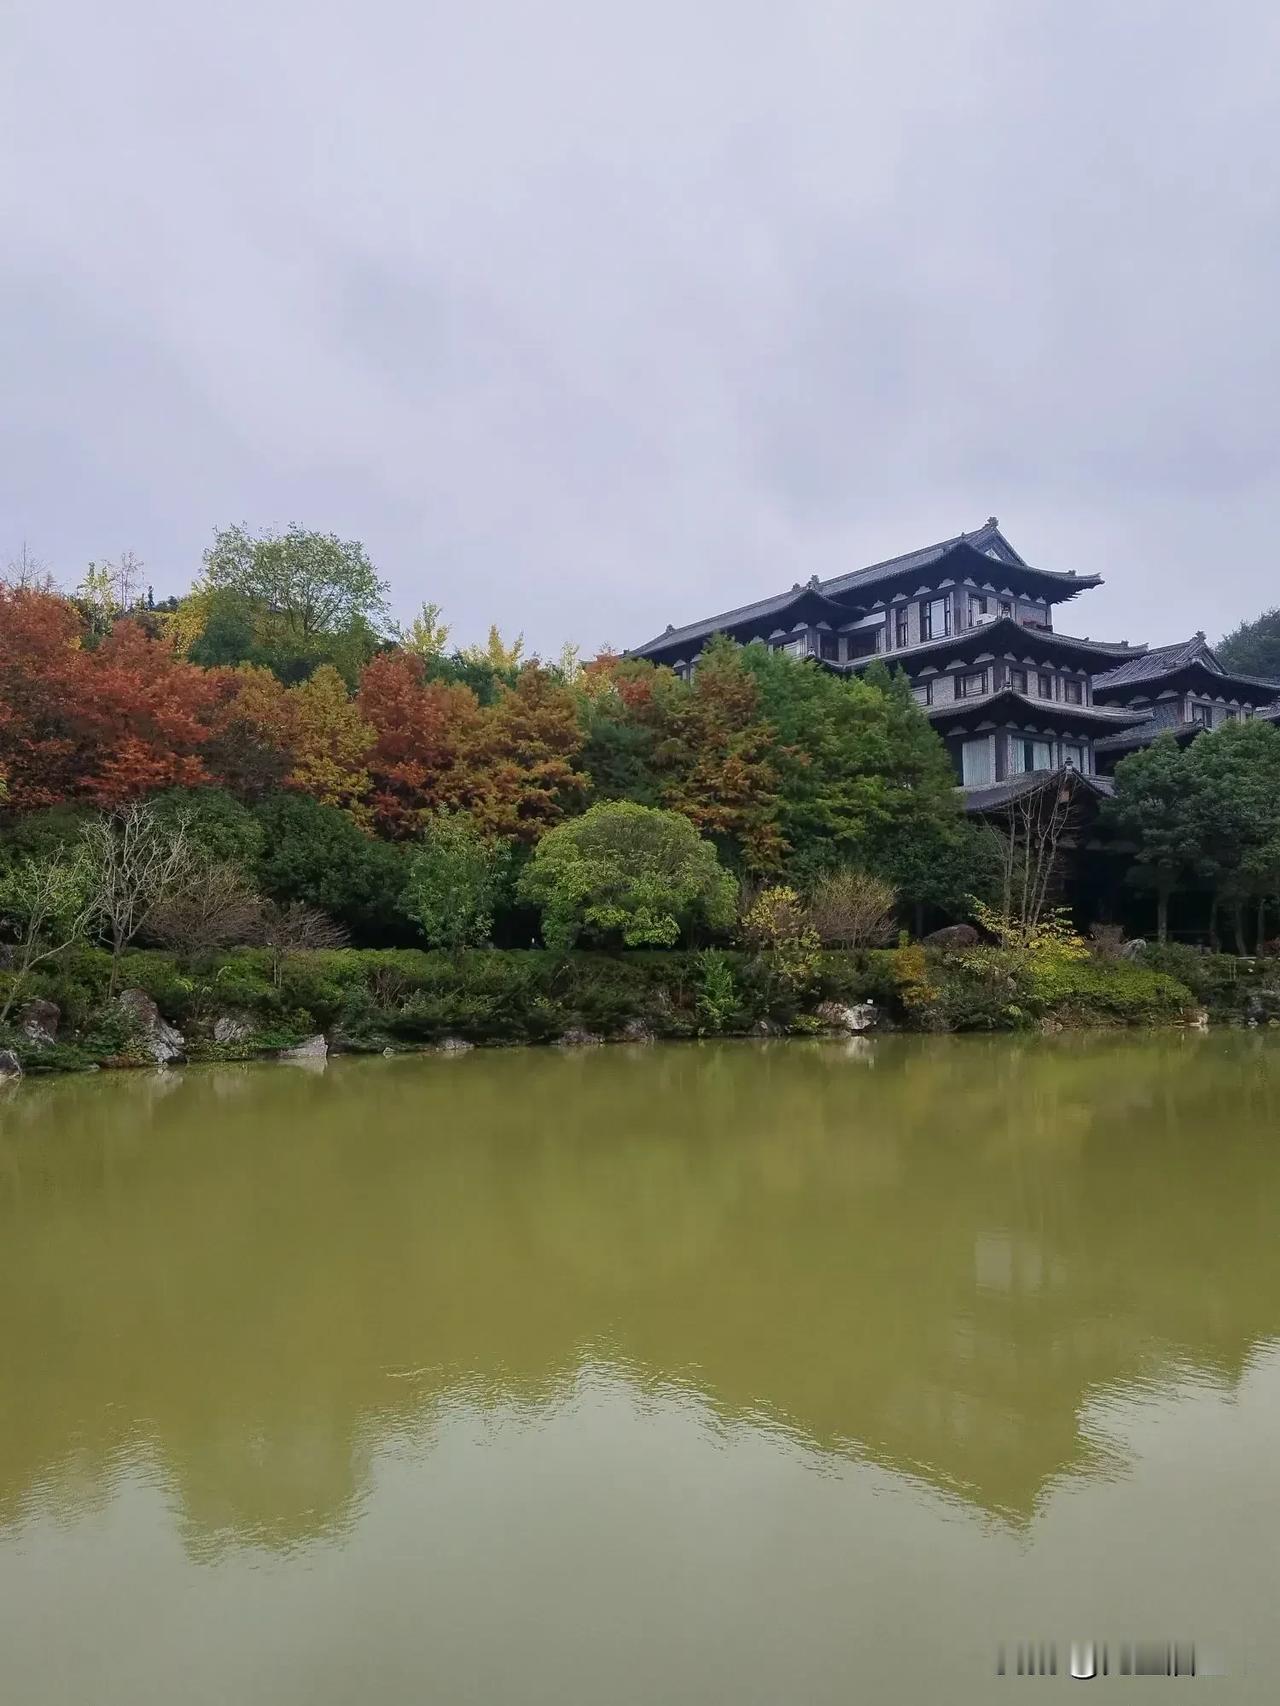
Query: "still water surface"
2 1035 1279 1702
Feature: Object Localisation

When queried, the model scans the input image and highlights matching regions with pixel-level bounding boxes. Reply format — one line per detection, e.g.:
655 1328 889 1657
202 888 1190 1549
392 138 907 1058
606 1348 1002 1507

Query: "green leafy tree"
1217 608 1280 680
184 586 260 668
740 884 821 994
741 649 969 908
1182 719 1280 952
517 800 738 949
1106 737 1199 944
150 787 266 869
199 525 389 683
252 793 408 944
694 949 740 1033
0 847 94 1023
405 813 511 951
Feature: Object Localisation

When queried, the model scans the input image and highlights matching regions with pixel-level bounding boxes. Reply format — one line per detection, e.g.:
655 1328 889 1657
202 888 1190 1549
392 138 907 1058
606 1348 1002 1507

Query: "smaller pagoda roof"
1092 635 1280 701
1093 701 1188 754
962 770 1115 815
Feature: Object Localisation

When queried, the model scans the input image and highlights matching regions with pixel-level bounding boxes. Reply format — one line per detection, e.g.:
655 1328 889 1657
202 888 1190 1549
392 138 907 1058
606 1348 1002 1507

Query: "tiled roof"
961 771 1115 814
846 619 1143 673
1092 637 1213 690
1092 700 1186 752
818 519 1021 596
925 688 1151 727
629 583 840 659
630 519 1099 659
1093 636 1280 695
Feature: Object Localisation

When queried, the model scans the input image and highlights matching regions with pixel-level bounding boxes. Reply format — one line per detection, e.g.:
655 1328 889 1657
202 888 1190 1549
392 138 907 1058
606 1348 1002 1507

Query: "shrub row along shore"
4 941 1278 1080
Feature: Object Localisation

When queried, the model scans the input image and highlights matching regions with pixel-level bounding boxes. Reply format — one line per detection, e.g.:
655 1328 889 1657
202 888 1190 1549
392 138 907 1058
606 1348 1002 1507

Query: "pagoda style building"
624 523 1092 794
627 519 1280 807
1089 635 1280 772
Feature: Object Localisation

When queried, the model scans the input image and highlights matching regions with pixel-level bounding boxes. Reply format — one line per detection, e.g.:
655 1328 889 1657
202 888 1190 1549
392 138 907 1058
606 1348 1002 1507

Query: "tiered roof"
629 519 1102 663
1092 634 1280 756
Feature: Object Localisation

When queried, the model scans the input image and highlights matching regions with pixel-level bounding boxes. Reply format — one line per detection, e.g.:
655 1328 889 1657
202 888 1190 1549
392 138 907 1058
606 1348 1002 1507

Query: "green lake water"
1 1034 1279 1702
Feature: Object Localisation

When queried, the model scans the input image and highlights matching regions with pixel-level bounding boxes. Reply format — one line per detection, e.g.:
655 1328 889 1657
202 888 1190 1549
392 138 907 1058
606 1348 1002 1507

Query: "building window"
777 634 811 658
1009 737 1054 774
911 682 932 707
1037 672 1055 699
1063 678 1084 705
958 669 988 699
895 608 910 648
1062 741 1087 772
1008 667 1028 694
874 626 885 653
968 595 989 625
1223 707 1238 721
999 599 1013 619
921 596 950 641
819 633 839 661
1190 702 1212 727
961 737 994 787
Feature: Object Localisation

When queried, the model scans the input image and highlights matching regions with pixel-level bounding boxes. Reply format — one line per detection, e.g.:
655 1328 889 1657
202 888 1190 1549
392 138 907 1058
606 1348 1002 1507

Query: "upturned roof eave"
924 690 1152 729
821 538 1102 604
627 585 853 660
847 618 1142 674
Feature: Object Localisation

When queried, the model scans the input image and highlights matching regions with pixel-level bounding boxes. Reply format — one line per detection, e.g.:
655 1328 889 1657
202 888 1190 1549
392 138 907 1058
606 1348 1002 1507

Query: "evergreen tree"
1106 736 1199 944
1217 608 1280 681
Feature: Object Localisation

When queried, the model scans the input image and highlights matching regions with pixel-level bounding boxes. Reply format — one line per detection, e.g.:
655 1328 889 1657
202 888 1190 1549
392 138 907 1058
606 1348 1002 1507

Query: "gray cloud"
3 0 1278 655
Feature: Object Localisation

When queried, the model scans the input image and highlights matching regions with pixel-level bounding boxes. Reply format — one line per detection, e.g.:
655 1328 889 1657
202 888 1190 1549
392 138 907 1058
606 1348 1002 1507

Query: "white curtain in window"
962 737 994 787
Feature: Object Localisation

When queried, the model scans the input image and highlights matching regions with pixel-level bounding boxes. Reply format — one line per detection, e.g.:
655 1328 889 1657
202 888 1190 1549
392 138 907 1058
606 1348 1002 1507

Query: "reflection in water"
1 1036 1279 1702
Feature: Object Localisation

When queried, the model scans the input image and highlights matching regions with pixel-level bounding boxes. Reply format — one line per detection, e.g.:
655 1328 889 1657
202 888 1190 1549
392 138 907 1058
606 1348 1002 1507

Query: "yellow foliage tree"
461 625 524 672
281 665 374 818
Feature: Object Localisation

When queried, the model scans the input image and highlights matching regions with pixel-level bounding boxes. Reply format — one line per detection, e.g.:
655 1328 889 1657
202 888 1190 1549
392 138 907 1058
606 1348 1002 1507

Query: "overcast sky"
4 1 1278 656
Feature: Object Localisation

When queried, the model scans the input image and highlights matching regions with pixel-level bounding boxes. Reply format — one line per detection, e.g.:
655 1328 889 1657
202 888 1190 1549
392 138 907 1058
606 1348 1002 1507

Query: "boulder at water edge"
277 1034 328 1061
115 988 186 1066
0 1048 22 1080
814 1001 877 1034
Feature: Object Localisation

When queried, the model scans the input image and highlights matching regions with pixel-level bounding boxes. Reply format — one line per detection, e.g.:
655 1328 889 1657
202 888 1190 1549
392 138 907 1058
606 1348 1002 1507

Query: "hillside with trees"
0 526 997 957
9 525 1280 1068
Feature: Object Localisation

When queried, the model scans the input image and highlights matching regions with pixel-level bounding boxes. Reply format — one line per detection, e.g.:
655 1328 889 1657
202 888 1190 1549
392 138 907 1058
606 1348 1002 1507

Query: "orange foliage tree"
80 620 222 803
0 594 222 808
357 651 487 837
204 665 294 800
645 640 787 871
473 665 589 841
0 588 89 808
